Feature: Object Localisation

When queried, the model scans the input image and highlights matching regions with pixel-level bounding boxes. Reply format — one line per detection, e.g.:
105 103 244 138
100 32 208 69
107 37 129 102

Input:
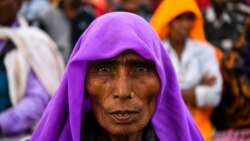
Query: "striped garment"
212 128 250 141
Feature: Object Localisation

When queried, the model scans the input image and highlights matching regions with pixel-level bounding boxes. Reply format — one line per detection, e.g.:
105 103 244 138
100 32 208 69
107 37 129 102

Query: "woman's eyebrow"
90 56 153 66
90 60 116 66
118 57 154 66
128 60 153 66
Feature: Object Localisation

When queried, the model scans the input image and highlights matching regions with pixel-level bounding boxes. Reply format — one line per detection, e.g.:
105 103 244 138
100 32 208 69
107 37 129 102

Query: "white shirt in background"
163 39 222 107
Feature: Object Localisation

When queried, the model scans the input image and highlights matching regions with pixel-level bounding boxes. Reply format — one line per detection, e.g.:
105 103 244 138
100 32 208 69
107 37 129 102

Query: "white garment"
0 17 65 105
163 39 222 107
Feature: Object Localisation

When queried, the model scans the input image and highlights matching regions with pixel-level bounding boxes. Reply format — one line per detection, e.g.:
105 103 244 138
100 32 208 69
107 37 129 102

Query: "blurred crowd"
0 0 250 140
19 0 250 60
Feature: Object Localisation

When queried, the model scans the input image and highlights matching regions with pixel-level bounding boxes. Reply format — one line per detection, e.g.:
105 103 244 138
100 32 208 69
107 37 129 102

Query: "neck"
169 37 186 58
97 130 143 141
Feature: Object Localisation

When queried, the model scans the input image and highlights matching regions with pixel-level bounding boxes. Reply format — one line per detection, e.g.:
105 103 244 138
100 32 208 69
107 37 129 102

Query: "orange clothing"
150 0 221 140
150 0 205 41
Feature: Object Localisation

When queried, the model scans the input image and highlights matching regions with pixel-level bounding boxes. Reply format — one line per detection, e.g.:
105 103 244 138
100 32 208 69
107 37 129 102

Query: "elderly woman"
31 12 203 141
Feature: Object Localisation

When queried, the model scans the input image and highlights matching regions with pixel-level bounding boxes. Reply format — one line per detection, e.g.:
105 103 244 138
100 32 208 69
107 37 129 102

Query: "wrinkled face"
168 12 195 42
86 50 160 136
0 0 21 26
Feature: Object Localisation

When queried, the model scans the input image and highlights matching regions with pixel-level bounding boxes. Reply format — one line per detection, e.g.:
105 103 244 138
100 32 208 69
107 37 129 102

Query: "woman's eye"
97 65 110 72
136 65 148 72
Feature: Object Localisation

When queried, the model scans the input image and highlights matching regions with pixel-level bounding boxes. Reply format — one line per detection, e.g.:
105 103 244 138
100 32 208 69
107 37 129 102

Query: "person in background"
20 0 50 24
30 12 204 141
211 17 250 141
38 0 95 62
114 0 152 21
202 0 239 52
150 0 222 140
0 0 65 140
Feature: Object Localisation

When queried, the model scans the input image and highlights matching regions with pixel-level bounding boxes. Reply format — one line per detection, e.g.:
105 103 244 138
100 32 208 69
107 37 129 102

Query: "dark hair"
61 0 82 9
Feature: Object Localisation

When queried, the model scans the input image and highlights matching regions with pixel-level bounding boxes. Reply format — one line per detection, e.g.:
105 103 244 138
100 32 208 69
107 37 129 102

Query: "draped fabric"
31 12 204 141
0 17 65 104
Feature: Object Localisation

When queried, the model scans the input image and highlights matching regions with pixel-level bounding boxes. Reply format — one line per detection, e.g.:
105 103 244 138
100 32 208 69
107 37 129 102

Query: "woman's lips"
109 110 139 123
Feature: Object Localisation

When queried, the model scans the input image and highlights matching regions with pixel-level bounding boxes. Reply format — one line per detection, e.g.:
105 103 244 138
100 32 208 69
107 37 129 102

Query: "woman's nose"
113 67 133 100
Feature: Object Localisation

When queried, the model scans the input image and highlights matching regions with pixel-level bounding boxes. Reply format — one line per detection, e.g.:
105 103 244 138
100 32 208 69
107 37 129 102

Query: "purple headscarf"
31 12 203 141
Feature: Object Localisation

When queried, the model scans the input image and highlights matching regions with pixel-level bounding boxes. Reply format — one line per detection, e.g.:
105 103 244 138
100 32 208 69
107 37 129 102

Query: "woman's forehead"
111 50 146 62
92 50 147 62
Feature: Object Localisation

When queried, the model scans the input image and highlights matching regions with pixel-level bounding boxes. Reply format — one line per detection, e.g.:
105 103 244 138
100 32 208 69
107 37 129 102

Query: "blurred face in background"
0 0 22 26
86 50 160 136
63 0 82 19
121 0 141 13
168 12 195 42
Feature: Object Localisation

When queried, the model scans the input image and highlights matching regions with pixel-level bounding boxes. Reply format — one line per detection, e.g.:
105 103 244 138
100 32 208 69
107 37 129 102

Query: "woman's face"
168 12 195 42
86 50 160 136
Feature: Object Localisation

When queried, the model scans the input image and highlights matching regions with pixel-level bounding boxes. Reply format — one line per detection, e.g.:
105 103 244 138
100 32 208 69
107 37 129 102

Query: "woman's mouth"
109 110 139 123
